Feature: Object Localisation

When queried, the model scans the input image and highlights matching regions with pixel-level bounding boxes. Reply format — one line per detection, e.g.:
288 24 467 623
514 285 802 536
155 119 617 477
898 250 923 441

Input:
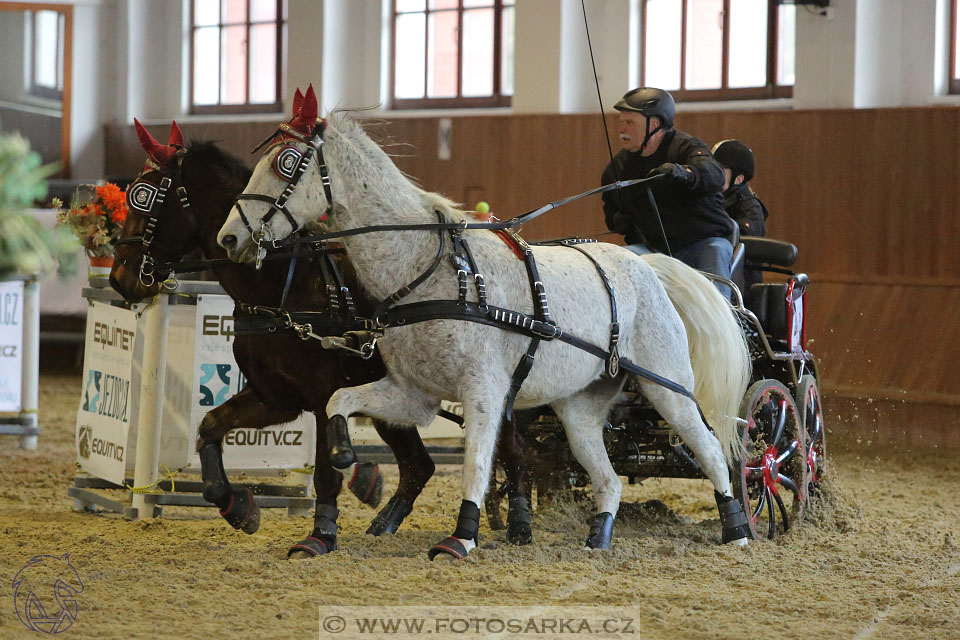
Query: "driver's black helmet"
614 87 675 128
711 139 755 182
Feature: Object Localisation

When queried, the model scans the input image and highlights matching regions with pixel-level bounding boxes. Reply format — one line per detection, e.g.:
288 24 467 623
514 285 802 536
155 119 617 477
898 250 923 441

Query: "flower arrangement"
54 183 129 258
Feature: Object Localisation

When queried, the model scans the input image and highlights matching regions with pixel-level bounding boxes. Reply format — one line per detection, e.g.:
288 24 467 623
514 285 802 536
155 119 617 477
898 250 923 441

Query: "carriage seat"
742 237 798 268
746 273 809 343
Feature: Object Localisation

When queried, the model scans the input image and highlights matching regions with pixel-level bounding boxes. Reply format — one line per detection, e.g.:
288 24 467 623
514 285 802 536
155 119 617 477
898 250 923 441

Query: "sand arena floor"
0 373 957 639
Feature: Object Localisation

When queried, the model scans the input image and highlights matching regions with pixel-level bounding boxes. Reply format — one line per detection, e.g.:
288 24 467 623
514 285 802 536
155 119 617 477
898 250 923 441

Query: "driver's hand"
648 163 694 186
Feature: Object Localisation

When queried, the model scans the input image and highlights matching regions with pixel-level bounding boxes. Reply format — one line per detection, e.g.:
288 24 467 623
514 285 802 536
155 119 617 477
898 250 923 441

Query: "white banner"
0 280 24 411
188 295 315 470
76 302 137 485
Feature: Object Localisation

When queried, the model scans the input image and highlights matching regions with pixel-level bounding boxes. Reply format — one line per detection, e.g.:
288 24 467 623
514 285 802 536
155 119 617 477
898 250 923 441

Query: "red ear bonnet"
290 84 318 135
134 118 177 165
292 87 304 118
168 121 184 148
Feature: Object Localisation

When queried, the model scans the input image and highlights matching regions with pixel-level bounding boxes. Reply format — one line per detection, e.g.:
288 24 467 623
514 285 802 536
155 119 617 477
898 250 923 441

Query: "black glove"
648 163 694 186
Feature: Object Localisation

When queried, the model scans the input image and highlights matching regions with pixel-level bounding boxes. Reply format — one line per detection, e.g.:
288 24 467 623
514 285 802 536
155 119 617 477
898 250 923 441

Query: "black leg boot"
715 491 750 544
199 441 260 534
427 500 481 560
288 500 340 558
585 512 615 550
326 415 357 469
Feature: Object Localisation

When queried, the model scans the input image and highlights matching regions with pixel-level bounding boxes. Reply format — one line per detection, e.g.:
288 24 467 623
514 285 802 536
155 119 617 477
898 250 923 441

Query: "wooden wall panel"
103 107 960 440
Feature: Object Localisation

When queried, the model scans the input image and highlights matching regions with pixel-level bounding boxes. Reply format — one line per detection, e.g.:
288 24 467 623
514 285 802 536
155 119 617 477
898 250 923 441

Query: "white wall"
15 0 960 177
321 0 381 111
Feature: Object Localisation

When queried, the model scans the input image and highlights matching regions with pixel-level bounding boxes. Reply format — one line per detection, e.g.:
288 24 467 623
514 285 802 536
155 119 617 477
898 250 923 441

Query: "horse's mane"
185 139 252 183
325 112 470 223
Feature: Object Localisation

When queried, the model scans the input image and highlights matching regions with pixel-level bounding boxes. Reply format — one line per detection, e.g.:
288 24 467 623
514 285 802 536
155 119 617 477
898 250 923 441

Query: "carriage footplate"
715 491 750 545
585 512 615 550
348 462 383 507
428 500 480 561
367 496 414 536
289 503 340 558
506 495 533 545
326 415 357 469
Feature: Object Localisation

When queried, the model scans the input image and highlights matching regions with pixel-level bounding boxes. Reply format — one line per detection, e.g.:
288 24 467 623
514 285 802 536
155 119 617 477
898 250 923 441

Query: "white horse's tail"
641 253 751 465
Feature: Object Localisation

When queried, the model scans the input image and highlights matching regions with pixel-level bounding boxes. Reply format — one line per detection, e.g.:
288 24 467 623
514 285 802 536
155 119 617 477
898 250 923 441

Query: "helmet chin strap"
638 116 666 155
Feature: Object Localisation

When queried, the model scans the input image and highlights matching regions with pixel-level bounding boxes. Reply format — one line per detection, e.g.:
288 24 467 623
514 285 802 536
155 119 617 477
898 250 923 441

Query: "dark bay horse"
110 122 532 556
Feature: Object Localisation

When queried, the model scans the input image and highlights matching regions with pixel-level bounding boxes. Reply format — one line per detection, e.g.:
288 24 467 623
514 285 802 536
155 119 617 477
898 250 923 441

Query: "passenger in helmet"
712 139 768 238
602 87 735 292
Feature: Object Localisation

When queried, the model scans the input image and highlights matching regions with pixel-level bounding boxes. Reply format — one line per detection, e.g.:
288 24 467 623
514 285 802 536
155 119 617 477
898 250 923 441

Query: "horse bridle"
115 151 193 287
235 120 334 269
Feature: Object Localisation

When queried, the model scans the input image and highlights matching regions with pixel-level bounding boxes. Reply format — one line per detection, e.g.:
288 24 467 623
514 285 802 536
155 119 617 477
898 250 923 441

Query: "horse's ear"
292 87 304 116
135 118 161 154
290 83 318 133
168 121 184 148
134 118 176 165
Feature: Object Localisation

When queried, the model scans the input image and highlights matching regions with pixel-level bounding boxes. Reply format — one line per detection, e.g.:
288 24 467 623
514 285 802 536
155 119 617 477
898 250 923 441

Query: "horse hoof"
367 496 413 536
727 535 749 547
220 488 260 535
507 523 533 546
287 536 337 558
427 536 473 561
349 463 383 508
584 512 614 550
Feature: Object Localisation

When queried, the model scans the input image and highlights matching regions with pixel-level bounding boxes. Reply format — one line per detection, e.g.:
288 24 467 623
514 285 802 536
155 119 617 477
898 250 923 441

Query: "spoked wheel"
733 380 807 540
796 375 826 498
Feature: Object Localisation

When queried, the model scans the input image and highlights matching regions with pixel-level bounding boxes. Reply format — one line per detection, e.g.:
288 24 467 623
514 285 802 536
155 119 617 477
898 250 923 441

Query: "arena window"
27 9 65 101
641 0 794 101
189 0 286 115
390 0 514 110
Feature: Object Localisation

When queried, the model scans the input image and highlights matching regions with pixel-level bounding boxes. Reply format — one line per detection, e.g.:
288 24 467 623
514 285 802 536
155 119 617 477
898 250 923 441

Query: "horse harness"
234 120 334 269
235 121 700 415
115 151 194 287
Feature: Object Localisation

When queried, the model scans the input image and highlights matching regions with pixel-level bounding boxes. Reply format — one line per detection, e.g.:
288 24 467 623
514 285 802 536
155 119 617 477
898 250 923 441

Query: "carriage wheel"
796 375 826 498
733 380 806 540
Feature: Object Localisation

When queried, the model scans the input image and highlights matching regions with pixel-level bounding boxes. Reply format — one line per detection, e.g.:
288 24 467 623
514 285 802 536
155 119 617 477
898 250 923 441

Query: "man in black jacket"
602 88 735 286
712 139 767 238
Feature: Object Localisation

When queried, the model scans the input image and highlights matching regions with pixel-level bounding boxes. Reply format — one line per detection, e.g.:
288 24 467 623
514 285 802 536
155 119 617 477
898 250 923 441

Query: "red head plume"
290 84 318 135
134 118 177 165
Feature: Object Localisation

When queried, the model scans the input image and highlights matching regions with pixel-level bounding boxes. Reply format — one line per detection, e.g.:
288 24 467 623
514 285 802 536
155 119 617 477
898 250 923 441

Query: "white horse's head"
218 85 338 263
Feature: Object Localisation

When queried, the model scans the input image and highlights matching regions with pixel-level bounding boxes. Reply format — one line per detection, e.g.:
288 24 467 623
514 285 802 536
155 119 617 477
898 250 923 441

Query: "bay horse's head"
218 85 336 265
110 121 248 303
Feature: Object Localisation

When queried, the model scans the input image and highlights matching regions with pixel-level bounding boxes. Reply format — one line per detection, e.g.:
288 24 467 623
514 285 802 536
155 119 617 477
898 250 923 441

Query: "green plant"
0 131 77 278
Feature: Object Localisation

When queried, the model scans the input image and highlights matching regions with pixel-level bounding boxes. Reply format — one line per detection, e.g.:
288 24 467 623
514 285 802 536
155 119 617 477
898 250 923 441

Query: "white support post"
131 295 170 519
18 277 39 451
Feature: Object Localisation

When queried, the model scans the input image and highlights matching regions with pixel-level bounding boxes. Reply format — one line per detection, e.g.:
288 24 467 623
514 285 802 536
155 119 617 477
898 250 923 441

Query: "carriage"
499 236 825 542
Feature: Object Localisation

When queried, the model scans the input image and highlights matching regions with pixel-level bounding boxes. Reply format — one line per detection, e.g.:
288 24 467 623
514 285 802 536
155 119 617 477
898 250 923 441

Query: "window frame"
640 0 793 102
27 8 65 101
390 0 513 110
951 0 960 94
188 0 286 115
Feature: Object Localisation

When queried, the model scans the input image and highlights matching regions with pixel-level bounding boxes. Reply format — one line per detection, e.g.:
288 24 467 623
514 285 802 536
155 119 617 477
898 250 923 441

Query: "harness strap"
279 254 298 309
563 244 621 377
381 300 698 403
372 210 447 323
323 252 356 315
503 338 540 422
